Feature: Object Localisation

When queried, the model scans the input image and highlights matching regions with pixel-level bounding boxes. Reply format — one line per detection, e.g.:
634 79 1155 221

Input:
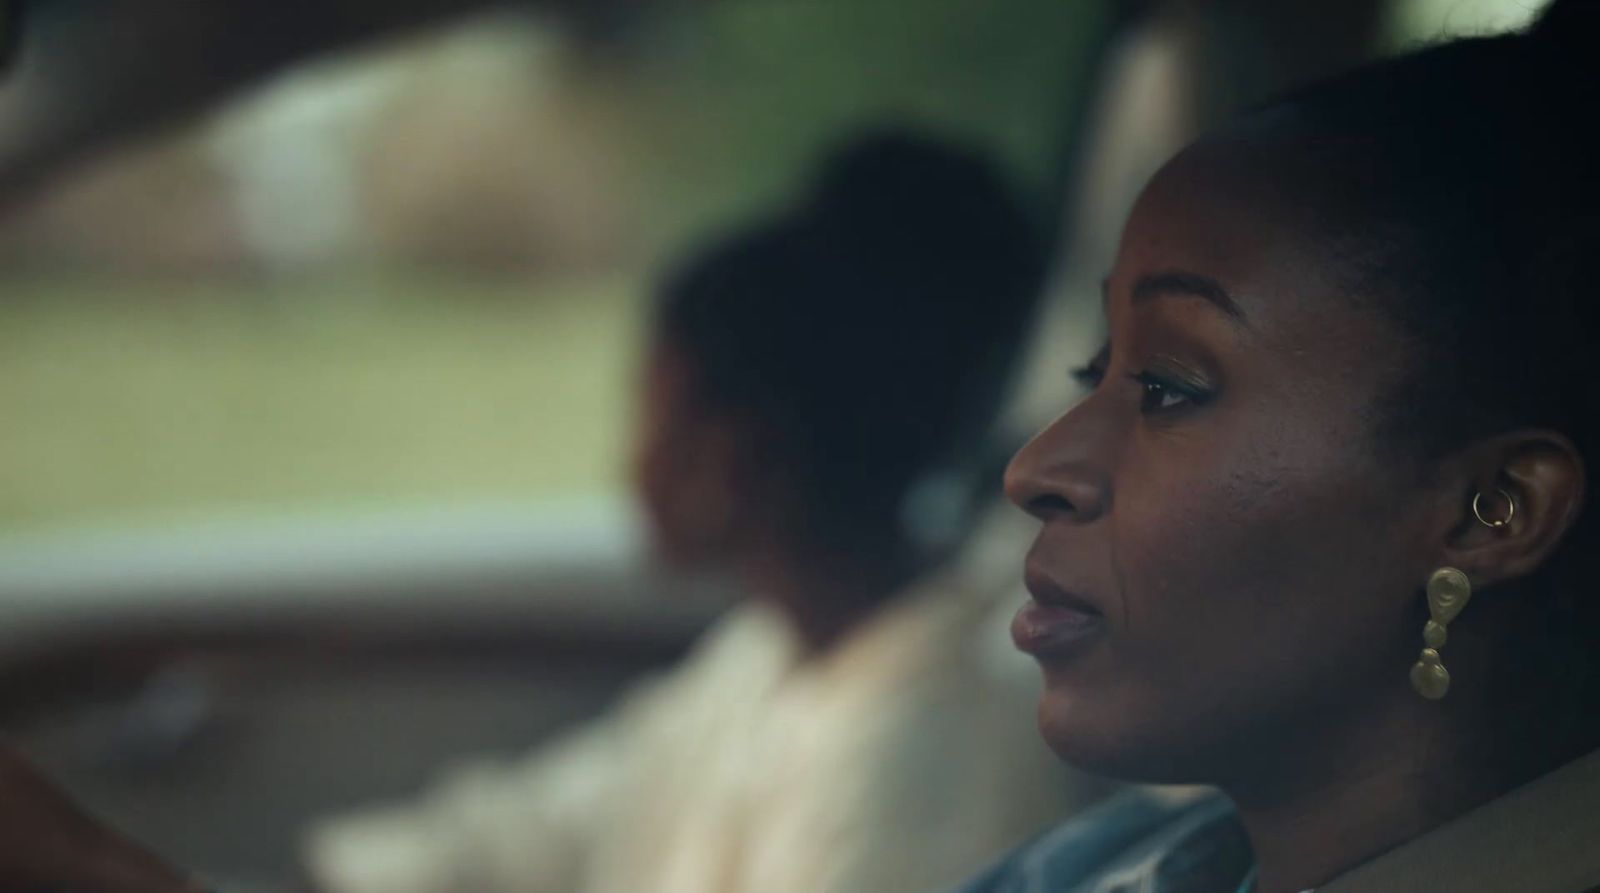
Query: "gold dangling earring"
1410 567 1472 701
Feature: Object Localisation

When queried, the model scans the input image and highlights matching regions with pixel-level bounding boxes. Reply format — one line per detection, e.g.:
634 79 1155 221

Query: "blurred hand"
0 744 199 893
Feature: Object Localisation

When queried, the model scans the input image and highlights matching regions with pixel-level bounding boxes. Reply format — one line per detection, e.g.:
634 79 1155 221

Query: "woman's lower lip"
1011 601 1105 658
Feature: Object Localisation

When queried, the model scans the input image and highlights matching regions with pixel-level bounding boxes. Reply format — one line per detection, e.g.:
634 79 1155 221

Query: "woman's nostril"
1028 493 1076 519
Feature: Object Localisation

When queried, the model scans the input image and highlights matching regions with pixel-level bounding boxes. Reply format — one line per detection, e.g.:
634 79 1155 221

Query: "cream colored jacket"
304 578 1098 893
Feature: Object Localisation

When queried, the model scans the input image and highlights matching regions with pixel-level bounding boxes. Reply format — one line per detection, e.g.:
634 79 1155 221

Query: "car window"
0 0 1111 538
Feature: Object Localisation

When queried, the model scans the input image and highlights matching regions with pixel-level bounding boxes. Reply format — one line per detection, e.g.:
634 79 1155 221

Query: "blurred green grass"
0 0 1119 535
0 273 642 533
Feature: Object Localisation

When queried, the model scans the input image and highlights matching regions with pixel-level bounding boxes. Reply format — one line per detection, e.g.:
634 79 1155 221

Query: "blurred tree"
609 0 1112 248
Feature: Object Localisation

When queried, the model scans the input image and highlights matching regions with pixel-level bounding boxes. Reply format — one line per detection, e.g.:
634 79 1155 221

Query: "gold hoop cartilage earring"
1410 567 1472 701
1472 488 1515 530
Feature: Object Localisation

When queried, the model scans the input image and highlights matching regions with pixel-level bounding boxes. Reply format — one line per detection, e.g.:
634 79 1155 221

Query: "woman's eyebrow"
1100 271 1248 324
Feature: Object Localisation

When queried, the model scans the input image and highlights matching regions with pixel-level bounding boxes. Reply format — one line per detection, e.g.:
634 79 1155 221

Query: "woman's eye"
1073 354 1209 414
1134 373 1197 413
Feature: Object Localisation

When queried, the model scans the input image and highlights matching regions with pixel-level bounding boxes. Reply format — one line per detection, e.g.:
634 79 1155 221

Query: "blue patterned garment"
949 789 1254 893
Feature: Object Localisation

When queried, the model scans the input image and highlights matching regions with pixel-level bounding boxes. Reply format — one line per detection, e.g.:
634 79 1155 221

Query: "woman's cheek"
1110 448 1313 653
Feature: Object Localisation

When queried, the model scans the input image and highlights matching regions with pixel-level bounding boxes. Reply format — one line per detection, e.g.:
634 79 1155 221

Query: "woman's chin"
1037 688 1120 773
1035 683 1199 784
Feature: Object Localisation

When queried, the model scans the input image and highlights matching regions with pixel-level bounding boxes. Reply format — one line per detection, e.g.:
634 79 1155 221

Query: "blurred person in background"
300 130 1106 893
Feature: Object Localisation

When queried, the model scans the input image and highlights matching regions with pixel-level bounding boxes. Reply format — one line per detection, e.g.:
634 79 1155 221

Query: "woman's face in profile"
1006 135 1455 784
632 340 744 570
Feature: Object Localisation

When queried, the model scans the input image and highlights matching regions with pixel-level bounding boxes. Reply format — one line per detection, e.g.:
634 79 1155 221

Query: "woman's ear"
1436 430 1587 587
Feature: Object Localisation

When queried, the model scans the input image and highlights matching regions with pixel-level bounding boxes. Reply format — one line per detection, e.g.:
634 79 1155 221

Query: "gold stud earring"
1472 488 1515 530
1410 566 1472 701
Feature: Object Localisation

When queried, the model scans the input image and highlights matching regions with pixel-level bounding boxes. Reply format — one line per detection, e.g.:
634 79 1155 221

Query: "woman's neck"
1233 749 1446 893
1226 679 1589 893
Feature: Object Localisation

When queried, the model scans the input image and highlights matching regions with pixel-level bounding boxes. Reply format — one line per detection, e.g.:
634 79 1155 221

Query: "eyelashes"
1070 356 1213 414
1133 372 1202 412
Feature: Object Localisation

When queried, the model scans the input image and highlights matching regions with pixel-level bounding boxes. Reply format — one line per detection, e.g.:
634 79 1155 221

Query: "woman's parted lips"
1014 560 1109 658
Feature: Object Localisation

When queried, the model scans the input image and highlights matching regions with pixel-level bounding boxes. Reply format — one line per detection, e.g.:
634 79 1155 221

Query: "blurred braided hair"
654 129 1048 564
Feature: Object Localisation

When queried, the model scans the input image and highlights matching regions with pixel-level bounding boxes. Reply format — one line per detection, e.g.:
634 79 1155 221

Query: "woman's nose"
1004 420 1110 524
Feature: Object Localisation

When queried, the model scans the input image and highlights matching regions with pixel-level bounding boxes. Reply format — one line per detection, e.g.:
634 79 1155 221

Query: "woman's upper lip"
1023 565 1103 615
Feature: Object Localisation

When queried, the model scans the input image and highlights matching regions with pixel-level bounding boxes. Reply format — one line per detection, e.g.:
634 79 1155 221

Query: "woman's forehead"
1106 135 1415 399
1113 134 1357 321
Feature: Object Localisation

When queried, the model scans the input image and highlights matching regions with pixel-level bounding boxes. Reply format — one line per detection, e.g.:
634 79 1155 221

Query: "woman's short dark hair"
654 130 1048 557
1261 0 1599 741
